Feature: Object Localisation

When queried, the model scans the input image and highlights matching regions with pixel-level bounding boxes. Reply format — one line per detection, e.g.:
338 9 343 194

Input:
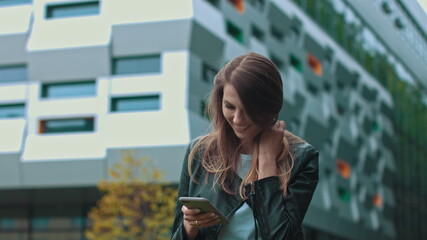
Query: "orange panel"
336 158 351 179
307 53 323 76
229 0 244 13
373 194 383 208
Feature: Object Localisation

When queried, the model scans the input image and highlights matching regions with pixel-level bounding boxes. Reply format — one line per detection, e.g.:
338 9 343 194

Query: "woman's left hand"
258 120 285 179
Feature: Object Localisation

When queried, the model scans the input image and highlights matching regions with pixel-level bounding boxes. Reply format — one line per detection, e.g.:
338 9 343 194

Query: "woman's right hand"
182 205 221 239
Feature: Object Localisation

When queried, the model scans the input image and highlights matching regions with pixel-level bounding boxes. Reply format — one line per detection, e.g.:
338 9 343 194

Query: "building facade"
0 0 426 239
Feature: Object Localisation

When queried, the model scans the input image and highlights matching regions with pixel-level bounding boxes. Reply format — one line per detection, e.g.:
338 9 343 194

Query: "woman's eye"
225 104 235 110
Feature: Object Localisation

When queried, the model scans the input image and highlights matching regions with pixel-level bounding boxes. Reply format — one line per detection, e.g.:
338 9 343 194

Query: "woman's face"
222 84 262 145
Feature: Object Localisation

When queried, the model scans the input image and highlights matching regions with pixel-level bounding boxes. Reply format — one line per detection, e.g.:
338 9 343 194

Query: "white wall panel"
28 0 110 51
106 51 190 148
0 119 26 153
0 83 27 102
0 5 31 65
104 0 193 25
0 5 32 35
22 133 106 161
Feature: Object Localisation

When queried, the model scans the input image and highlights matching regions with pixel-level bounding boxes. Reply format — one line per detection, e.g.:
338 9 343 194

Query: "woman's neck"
239 141 254 155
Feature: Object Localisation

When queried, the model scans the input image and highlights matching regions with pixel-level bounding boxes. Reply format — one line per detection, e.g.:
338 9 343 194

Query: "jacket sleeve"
171 143 191 240
250 145 319 240
171 140 205 240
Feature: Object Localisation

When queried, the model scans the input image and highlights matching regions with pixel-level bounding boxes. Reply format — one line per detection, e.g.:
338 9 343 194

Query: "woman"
171 52 319 240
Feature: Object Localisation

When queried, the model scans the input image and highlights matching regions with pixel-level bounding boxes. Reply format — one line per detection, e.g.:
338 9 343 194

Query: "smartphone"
179 197 230 225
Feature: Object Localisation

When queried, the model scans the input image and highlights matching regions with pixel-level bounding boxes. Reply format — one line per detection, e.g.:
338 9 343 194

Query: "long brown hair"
188 52 302 198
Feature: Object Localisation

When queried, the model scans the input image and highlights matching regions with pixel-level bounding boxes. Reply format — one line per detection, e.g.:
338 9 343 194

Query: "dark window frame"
0 103 26 119
110 94 161 113
112 54 162 76
40 80 97 99
39 117 95 134
45 1 100 19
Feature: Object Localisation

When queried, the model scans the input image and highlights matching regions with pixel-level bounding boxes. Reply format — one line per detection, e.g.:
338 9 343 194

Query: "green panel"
337 187 351 202
290 54 302 72
226 20 243 44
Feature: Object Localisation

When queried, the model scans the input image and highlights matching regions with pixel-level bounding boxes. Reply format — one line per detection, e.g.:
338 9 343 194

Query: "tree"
85 152 178 240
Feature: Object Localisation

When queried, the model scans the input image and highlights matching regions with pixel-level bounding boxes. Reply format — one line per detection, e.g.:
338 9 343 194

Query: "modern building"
0 0 426 239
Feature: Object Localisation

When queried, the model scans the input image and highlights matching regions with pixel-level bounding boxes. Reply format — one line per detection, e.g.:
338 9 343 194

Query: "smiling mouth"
234 125 250 131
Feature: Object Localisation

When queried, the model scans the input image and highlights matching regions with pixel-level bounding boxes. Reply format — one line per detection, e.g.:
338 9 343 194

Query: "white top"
217 154 256 240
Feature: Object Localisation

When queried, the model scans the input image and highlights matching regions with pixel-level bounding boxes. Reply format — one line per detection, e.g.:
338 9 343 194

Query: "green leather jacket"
171 139 319 240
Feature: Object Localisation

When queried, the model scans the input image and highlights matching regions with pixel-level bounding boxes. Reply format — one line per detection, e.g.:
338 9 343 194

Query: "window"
39 118 94 134
111 95 160 112
0 0 31 7
270 54 284 70
41 81 96 99
113 55 161 75
251 25 264 42
202 63 217 83
248 0 265 11
0 65 27 83
226 21 243 44
306 84 318 96
381 2 392 14
45 1 99 19
270 25 284 41
205 0 219 8
394 18 404 29
0 103 25 119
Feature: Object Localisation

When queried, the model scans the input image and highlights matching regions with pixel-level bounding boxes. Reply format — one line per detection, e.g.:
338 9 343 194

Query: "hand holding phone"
179 197 230 225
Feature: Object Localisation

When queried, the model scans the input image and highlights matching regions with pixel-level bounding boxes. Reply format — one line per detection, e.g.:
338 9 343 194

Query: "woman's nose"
233 111 245 125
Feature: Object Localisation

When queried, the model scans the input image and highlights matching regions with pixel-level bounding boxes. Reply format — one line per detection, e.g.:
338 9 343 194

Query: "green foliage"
85 153 178 240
